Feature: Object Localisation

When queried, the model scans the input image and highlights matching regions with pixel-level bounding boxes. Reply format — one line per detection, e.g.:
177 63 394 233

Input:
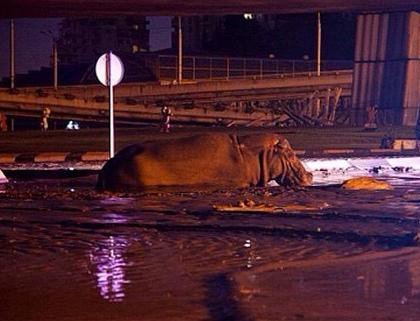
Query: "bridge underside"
3 0 420 18
0 72 352 127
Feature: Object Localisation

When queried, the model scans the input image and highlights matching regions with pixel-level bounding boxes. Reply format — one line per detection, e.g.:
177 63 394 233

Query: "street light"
10 19 15 89
41 30 58 90
316 12 322 77
177 16 182 84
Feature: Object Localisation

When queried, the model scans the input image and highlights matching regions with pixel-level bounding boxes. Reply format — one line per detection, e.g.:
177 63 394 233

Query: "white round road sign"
95 52 124 86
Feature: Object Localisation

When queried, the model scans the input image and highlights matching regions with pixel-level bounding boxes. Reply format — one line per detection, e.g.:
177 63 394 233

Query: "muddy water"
1 170 420 321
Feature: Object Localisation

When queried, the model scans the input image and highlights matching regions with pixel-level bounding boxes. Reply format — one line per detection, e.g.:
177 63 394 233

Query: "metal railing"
145 55 353 81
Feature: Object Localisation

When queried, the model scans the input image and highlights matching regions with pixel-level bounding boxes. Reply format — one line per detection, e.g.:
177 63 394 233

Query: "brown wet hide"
266 140 313 187
97 133 311 192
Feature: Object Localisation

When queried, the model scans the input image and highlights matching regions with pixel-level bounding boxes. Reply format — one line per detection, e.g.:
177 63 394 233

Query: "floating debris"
213 200 328 213
341 177 392 190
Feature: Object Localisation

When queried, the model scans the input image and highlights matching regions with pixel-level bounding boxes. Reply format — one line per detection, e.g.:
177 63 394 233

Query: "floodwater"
1 158 420 321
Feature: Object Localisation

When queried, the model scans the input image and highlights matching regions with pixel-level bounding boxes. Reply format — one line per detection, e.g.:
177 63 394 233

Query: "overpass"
2 0 419 17
0 70 352 127
2 1 419 126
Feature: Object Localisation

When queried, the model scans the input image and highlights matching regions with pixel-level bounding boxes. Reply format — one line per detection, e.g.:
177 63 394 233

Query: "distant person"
160 105 173 133
0 113 7 132
380 134 394 149
41 107 51 131
364 104 378 130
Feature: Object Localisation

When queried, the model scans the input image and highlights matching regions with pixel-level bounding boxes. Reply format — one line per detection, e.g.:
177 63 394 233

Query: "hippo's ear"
275 138 296 158
275 138 291 150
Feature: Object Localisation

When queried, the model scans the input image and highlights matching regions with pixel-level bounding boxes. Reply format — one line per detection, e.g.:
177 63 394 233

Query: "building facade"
57 17 149 65
172 16 227 53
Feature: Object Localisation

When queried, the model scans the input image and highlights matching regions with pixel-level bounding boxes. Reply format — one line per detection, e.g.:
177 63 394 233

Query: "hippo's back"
97 133 253 191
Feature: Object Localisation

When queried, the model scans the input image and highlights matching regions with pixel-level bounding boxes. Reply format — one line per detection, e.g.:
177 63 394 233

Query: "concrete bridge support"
351 11 419 126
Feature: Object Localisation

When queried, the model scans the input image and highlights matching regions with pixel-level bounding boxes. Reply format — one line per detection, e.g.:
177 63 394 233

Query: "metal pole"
177 16 183 84
109 83 114 158
226 57 230 80
106 52 114 158
316 12 322 76
193 56 196 80
53 42 58 90
316 12 322 117
10 19 15 89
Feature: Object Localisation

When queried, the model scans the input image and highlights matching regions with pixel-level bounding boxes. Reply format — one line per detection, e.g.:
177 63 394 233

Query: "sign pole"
106 51 115 158
96 51 124 159
109 83 114 158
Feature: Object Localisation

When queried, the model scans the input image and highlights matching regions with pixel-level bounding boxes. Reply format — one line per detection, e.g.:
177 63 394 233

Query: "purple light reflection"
89 236 130 302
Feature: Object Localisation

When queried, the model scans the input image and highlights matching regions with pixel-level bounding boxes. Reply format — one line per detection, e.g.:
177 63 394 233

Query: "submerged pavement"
1 154 420 320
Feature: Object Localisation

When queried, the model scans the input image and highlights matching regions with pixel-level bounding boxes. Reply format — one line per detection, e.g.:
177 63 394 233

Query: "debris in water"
341 177 392 190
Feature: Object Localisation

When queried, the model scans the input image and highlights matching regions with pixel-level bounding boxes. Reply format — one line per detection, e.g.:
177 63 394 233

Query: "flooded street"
1 157 420 321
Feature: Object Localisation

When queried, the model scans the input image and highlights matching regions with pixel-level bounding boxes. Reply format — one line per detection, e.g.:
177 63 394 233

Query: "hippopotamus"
96 133 312 192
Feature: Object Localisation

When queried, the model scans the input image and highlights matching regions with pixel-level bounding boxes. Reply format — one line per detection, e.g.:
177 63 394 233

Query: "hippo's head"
267 138 313 187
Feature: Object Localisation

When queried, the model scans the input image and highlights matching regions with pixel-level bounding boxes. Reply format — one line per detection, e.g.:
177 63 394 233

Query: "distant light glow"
244 239 251 248
243 13 254 20
66 120 80 130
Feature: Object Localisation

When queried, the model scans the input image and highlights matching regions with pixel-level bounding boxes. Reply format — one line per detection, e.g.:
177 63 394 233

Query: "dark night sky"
0 18 61 78
0 17 172 78
0 14 354 79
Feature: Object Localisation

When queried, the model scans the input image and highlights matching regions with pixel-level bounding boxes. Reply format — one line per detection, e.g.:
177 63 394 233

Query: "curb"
0 152 109 164
0 149 419 165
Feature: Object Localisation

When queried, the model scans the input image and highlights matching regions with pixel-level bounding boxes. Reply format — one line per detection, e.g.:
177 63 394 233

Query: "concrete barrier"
393 139 417 150
81 152 110 162
0 153 18 163
34 152 69 163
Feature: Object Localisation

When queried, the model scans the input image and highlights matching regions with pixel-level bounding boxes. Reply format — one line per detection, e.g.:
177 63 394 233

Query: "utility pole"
315 12 322 118
177 16 183 84
53 41 58 90
316 12 322 76
10 19 15 89
41 30 58 89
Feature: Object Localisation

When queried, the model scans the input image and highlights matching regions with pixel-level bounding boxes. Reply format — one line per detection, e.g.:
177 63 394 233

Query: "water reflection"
238 250 420 320
89 236 131 302
359 260 412 302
